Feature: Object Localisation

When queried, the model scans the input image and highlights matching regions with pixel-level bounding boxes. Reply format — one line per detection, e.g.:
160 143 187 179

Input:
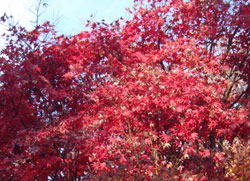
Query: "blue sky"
42 0 133 34
0 0 134 35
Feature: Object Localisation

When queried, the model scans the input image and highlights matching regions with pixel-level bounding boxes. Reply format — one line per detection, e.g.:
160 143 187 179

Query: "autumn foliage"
0 0 249 180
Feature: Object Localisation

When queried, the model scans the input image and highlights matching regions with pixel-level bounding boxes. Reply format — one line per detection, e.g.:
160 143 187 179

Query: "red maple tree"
0 0 249 180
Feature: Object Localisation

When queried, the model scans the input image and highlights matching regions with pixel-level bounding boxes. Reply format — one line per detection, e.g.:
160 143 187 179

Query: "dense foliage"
0 0 249 180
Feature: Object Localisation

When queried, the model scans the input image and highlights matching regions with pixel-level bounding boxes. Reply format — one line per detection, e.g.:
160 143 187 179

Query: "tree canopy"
0 0 249 180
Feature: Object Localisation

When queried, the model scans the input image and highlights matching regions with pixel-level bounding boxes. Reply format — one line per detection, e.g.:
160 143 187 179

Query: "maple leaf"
200 149 210 158
119 155 127 164
144 138 152 145
161 133 171 143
